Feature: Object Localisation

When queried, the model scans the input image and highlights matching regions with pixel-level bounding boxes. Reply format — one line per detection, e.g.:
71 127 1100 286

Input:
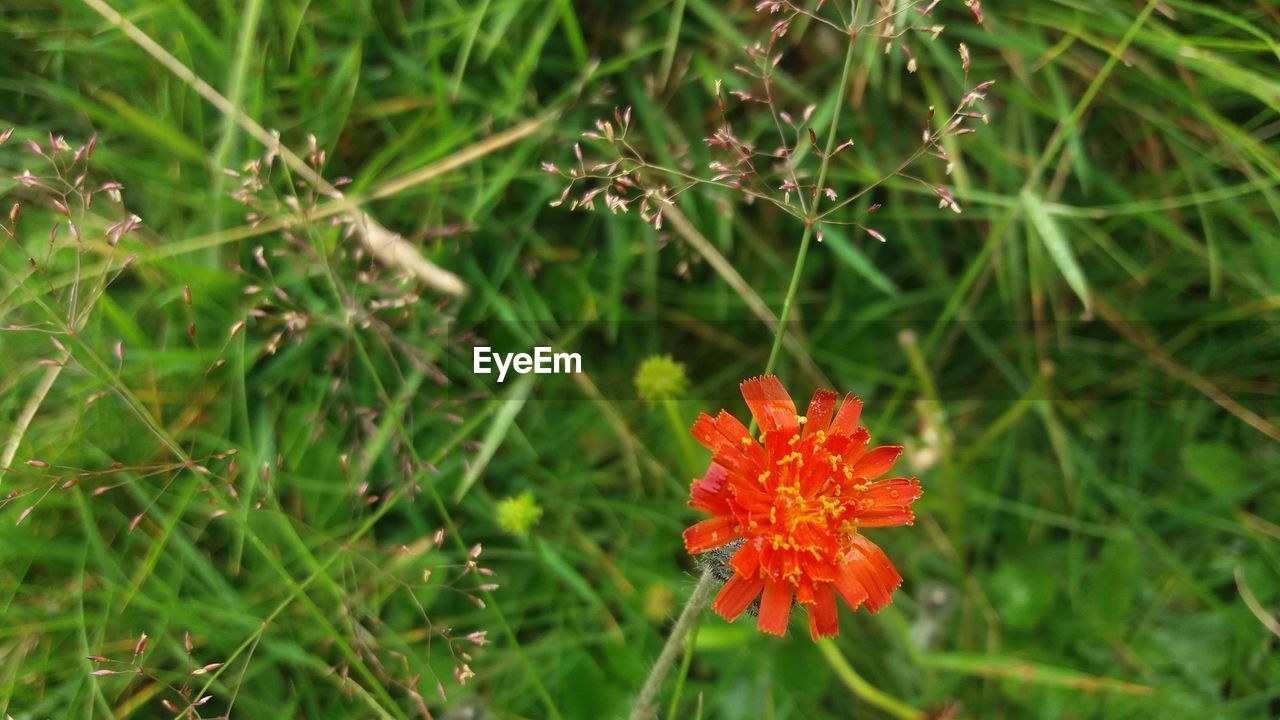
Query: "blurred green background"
1 1 1278 718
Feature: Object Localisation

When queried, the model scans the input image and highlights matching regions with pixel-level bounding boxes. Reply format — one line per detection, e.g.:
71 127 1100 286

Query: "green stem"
762 35 860 377
659 0 687 89
899 329 961 538
665 610 701 720
663 397 698 474
762 223 815 376
817 639 924 720
629 569 717 720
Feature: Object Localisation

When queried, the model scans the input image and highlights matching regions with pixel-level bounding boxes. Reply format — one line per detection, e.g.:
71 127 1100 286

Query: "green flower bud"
634 355 689 402
496 491 543 537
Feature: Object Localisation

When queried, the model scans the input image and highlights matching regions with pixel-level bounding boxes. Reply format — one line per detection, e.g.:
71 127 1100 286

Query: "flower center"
759 455 855 573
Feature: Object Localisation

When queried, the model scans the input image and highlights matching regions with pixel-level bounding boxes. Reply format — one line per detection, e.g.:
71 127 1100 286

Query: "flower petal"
838 535 902 613
807 584 840 641
794 577 817 605
683 516 740 554
729 539 762 577
690 413 726 453
740 376 798 435
730 483 775 514
829 394 862 436
832 563 869 611
799 551 837 584
856 477 922 527
757 576 794 636
830 426 870 466
712 572 765 622
716 410 768 469
762 427 800 472
690 414 745 464
691 411 765 477
803 389 838 440
714 410 754 447
689 463 731 515
851 445 903 480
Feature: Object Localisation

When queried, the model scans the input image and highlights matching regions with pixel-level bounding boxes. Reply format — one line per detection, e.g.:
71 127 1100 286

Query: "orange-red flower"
683 376 921 641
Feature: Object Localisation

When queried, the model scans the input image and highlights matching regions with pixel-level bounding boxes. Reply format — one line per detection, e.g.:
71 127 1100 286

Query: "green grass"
2 1 1279 718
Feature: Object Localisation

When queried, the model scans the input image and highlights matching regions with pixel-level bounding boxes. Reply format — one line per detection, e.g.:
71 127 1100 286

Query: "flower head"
496 491 543 537
683 376 922 640
634 355 689 402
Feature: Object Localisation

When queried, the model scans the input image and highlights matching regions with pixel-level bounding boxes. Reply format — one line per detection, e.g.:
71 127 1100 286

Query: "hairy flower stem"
631 33 865 720
629 569 718 720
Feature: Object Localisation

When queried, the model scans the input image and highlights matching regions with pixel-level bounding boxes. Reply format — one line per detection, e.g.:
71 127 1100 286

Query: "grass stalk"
659 0 688 89
665 614 701 720
662 398 698 475
763 32 859 376
0 354 67 487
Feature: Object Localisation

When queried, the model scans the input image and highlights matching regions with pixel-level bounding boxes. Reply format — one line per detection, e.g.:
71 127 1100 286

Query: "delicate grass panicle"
1 129 497 715
1 129 144 503
1 130 138 328
547 0 991 246
79 535 497 716
76 498 500 715
224 134 451 389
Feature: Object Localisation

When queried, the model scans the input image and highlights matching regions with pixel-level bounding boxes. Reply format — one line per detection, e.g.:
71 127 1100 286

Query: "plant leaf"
1023 190 1091 313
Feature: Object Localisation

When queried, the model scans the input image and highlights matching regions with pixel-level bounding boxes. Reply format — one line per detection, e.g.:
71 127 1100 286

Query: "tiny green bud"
634 355 689 402
496 491 543 537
